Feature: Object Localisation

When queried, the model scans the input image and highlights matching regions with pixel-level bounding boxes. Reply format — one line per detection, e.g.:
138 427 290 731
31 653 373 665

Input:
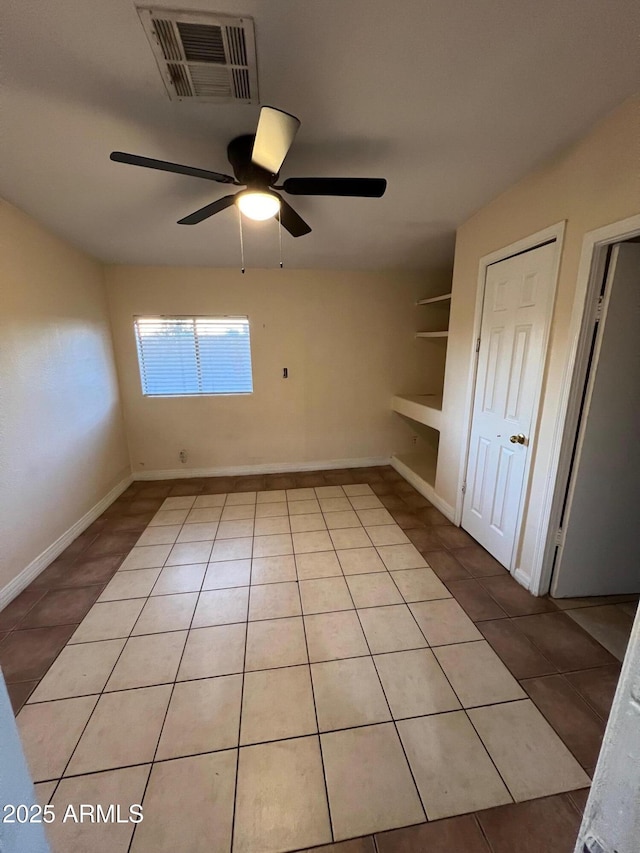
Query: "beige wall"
106 267 443 474
0 200 130 596
438 96 640 586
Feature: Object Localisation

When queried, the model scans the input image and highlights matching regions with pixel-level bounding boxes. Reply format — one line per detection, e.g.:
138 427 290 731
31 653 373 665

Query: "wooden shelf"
416 293 452 305
392 449 437 490
416 331 448 338
392 394 442 431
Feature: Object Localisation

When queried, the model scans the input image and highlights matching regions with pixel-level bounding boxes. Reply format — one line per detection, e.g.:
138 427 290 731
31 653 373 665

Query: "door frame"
455 221 566 581
537 212 640 596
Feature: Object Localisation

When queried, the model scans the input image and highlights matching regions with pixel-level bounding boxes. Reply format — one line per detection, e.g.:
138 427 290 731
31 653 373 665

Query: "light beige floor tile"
358 604 427 653
166 541 213 566
289 498 322 515
202 559 251 590
469 700 591 800
253 515 291 536
33 781 56 805
120 544 172 571
346 573 403 608
131 752 236 853
299 577 354 614
312 657 390 730
257 489 287 503
234 737 331 853
17 696 98 781
176 522 218 543
249 581 301 620
337 547 386 575
410 599 482 646
566 604 634 661
253 532 293 558
321 723 425 840
192 587 249 627
210 537 253 562
216 519 254 539
156 675 242 759
193 494 226 508
324 510 361 529
251 554 297 584
105 632 187 691
434 640 525 707
29 639 126 702
315 485 346 498
392 568 451 603
356 508 394 526
161 496 196 510
245 616 307 670
304 610 369 662
151 563 206 595
70 599 144 643
295 550 342 580
319 497 352 513
226 491 257 505
365 525 410 546
48 765 150 853
398 712 512 819
178 624 246 680
349 495 383 510
329 527 371 550
136 525 182 546
220 504 255 521
132 592 198 635
293 530 334 553
241 665 317 744
149 510 189 527
343 484 374 496
186 506 223 523
99 568 161 601
286 487 316 501
255 501 289 518
378 543 428 570
66 685 171 776
374 649 461 718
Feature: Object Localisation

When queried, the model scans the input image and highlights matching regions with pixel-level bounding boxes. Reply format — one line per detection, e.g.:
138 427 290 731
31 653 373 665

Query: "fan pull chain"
278 210 283 268
238 207 245 274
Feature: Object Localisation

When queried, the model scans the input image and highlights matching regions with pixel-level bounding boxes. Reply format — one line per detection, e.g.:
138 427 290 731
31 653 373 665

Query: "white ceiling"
1 0 638 271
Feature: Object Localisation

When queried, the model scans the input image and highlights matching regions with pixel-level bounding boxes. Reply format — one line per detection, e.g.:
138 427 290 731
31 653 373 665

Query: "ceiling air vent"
137 7 258 103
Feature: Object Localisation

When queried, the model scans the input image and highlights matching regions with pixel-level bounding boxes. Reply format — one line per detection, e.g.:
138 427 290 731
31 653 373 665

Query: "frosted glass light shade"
236 191 281 221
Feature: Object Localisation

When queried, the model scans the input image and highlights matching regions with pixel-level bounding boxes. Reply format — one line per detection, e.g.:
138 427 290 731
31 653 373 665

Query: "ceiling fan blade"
282 177 387 197
274 194 311 237
110 152 238 184
251 107 300 175
177 194 237 225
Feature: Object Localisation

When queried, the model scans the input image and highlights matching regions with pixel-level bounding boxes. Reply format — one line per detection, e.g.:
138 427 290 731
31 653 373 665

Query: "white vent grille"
137 8 258 103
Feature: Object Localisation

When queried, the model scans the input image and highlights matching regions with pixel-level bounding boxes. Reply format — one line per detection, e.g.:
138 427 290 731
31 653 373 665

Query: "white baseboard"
0 474 133 612
133 456 391 481
390 456 456 522
513 566 533 594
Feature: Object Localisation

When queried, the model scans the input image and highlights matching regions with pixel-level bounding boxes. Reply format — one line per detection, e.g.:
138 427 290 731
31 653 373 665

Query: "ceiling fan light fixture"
236 190 280 221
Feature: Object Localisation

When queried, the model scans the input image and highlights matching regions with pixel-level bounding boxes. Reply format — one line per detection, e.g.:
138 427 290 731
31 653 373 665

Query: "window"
134 316 253 396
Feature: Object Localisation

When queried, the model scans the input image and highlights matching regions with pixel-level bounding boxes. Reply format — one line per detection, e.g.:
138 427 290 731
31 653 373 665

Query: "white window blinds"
134 316 253 396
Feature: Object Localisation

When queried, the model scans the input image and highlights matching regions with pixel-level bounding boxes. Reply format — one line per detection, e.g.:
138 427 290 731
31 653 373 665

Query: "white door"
462 242 557 567
552 243 640 597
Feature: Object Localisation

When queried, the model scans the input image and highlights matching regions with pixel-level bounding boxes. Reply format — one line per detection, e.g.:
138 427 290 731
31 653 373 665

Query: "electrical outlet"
179 449 188 464
411 435 418 445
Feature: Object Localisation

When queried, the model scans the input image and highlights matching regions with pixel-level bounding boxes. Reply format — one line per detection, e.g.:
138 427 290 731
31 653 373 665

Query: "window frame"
133 314 254 398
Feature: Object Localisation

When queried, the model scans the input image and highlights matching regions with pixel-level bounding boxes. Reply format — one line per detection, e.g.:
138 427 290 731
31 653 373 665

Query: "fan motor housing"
227 135 275 187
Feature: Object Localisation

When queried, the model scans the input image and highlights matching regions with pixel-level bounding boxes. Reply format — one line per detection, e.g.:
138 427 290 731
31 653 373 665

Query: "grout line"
293 560 335 844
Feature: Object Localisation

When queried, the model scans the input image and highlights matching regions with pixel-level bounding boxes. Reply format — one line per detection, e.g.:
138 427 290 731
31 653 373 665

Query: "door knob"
509 434 527 445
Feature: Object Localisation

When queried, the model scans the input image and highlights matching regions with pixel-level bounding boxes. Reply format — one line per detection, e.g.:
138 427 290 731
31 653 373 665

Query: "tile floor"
0 465 637 853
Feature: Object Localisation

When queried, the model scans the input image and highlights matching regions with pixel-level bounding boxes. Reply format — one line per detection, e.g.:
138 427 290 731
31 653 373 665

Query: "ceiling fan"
110 106 387 237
